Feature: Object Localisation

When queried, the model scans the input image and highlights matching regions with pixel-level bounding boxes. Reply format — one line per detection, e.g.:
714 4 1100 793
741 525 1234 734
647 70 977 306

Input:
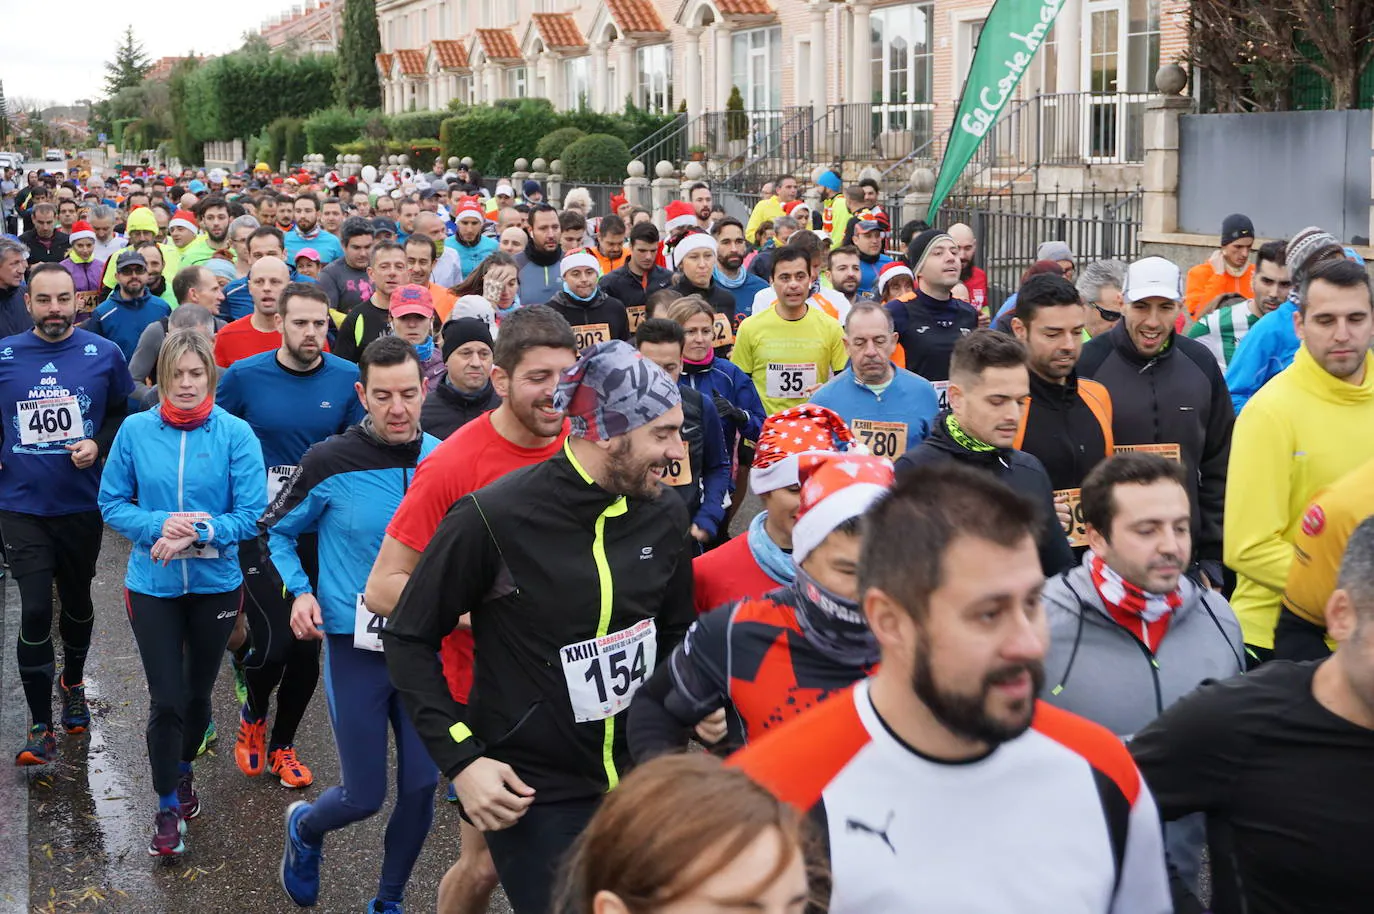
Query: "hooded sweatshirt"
514 240 563 305
896 413 1074 575
1042 557 1245 895
546 287 630 348
1225 346 1374 649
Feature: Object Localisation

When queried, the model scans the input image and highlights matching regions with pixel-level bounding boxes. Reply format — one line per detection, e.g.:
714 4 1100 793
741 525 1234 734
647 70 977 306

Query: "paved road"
19 530 512 914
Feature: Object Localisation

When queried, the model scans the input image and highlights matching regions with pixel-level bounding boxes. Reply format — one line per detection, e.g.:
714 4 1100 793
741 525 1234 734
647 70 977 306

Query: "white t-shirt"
751 286 852 324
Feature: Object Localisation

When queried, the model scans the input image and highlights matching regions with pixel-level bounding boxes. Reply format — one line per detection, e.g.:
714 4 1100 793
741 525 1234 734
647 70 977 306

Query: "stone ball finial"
550 159 563 174
909 167 936 193
461 156 475 168
655 160 675 179
532 158 548 172
683 161 705 181
627 160 646 178
387 155 399 166
448 156 460 167
514 158 530 171
1155 63 1188 96
398 154 410 165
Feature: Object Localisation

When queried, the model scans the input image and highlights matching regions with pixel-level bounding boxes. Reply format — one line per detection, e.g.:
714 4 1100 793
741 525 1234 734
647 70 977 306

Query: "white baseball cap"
1123 256 1182 303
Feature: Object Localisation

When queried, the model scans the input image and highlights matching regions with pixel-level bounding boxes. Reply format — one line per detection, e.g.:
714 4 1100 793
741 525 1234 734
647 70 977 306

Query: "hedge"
267 116 306 168
181 50 337 143
535 127 586 164
561 134 631 182
386 111 448 142
303 106 375 156
439 102 675 174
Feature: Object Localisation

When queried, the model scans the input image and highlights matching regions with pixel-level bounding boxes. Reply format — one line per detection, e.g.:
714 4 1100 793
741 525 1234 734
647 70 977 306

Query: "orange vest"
1013 377 1114 455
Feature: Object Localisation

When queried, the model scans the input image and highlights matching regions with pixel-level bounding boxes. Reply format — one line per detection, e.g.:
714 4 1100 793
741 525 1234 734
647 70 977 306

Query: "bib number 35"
560 618 657 722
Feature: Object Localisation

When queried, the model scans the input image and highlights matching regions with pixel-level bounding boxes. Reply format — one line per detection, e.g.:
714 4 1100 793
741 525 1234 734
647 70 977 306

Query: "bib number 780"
561 618 657 722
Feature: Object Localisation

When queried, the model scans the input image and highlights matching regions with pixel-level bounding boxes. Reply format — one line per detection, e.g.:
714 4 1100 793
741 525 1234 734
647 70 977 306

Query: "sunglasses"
118 266 148 275
1092 303 1123 322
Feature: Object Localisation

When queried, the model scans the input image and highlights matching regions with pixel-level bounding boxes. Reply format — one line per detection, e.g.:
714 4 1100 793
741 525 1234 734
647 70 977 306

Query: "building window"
636 44 673 113
506 65 528 98
868 3 933 138
458 75 474 105
1125 0 1160 92
565 57 590 110
730 27 782 110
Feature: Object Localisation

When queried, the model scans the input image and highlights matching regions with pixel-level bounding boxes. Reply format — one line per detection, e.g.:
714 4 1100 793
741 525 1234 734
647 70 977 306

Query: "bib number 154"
561 618 657 722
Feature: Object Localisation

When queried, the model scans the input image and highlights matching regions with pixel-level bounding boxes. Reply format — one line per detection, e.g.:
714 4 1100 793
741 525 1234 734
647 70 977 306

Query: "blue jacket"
1224 298 1298 414
713 267 770 321
284 227 344 265
447 233 498 276
680 355 766 468
99 406 267 597
222 277 252 321
85 286 171 361
0 284 31 339
515 246 562 305
859 253 894 296
265 424 440 634
810 366 941 456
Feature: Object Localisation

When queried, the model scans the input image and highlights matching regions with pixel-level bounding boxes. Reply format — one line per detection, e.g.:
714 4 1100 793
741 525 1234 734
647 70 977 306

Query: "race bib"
560 618 657 723
712 313 735 347
17 395 82 446
663 455 693 487
626 305 646 333
573 323 611 352
266 465 300 503
851 419 908 459
1054 488 1089 548
353 593 385 652
75 291 101 313
932 380 950 411
765 362 817 400
168 512 219 560
1115 443 1182 463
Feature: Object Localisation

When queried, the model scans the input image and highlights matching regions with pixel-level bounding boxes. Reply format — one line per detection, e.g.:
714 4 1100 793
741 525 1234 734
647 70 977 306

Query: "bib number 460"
28 407 72 436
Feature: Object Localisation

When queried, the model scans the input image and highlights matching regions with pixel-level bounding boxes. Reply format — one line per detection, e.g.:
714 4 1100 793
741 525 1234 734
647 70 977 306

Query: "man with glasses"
84 250 172 361
1187 240 1291 372
1077 260 1126 338
1037 241 1077 283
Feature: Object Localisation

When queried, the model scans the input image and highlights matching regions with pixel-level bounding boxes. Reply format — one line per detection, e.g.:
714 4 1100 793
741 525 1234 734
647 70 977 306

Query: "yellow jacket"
1225 346 1374 648
745 196 784 244
1282 457 1374 643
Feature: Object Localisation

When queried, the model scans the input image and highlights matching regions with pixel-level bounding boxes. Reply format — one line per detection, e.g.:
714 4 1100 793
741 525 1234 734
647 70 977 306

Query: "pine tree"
104 26 152 97
0 80 9 144
336 0 383 110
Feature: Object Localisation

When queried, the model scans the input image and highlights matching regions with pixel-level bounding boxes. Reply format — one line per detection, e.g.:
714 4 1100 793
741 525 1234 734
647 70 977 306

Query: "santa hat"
664 200 696 232
751 404 863 495
562 250 602 276
455 198 484 221
673 230 716 262
876 261 914 298
67 220 96 244
610 193 628 213
169 210 198 234
792 454 895 564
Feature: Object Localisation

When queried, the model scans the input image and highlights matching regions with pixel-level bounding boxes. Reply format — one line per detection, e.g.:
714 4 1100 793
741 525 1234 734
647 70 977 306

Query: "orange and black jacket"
1015 370 1114 492
627 584 873 761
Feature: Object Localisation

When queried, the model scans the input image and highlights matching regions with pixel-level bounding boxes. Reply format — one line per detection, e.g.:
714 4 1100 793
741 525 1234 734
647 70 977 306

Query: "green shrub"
386 111 448 141
535 127 586 164
303 106 373 156
561 133 631 182
182 49 337 142
441 103 557 173
726 86 747 141
267 116 305 167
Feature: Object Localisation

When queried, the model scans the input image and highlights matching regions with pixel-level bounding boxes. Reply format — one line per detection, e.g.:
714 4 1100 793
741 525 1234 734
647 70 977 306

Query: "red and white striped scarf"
1087 551 1182 653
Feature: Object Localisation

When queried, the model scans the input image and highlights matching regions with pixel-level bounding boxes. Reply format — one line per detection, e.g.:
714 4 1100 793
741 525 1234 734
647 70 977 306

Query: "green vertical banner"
927 0 1067 222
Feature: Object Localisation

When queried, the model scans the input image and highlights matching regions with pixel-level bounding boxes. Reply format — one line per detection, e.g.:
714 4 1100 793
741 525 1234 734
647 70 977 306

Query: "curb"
0 576 29 913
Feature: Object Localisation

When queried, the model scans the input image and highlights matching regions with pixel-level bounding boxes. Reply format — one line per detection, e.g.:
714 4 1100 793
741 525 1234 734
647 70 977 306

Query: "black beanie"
1220 213 1255 247
906 228 954 275
441 317 495 361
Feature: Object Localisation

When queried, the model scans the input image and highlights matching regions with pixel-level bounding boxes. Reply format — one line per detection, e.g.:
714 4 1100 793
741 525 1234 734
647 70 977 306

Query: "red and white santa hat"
455 198 484 221
673 229 716 262
664 199 696 232
876 261 914 297
792 453 895 564
751 404 863 495
68 220 96 244
169 209 198 234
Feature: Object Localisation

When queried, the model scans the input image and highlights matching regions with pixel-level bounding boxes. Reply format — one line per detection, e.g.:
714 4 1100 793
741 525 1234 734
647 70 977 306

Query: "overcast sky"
2 0 307 108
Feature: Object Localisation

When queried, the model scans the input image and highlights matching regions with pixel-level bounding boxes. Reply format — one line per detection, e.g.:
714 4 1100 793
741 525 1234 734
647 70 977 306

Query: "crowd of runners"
1 156 1372 914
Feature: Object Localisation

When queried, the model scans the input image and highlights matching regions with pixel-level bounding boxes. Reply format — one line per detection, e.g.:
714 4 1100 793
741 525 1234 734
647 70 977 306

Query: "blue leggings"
300 634 439 903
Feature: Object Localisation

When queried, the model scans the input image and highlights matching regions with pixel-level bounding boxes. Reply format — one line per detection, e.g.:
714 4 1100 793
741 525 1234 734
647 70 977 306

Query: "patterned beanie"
554 340 681 441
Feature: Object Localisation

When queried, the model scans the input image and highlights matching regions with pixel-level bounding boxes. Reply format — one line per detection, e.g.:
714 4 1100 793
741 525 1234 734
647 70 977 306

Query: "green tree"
337 0 382 109
0 80 9 144
104 26 152 97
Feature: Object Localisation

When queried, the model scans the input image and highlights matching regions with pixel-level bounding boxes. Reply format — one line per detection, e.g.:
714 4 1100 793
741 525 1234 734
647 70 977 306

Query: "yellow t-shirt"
730 304 847 416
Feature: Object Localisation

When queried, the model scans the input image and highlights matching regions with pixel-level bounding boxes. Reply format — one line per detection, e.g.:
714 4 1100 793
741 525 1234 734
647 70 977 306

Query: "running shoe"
268 746 314 789
280 800 321 906
177 770 201 819
235 708 267 776
367 900 404 914
15 724 56 766
148 809 186 857
445 781 459 804
197 719 218 757
231 654 249 707
59 678 90 734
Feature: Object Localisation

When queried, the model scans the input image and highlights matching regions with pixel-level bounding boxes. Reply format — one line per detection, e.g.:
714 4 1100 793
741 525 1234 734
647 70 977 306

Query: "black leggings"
0 510 102 727
239 536 320 749
125 589 242 796
484 796 602 914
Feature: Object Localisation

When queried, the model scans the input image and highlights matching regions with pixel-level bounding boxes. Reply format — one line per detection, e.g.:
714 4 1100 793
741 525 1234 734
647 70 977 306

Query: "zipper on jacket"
177 428 189 593
1118 622 1164 716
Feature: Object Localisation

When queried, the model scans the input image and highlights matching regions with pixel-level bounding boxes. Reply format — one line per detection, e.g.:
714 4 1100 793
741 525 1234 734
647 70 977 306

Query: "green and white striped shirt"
1187 302 1263 370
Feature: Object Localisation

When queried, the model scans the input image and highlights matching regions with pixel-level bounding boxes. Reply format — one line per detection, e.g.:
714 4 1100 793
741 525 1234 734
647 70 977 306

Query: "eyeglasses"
1091 303 1123 322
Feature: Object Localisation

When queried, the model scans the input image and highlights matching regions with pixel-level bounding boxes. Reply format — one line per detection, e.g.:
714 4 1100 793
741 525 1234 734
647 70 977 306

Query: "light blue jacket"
447 233 498 276
1223 298 1298 414
809 365 941 455
99 406 267 597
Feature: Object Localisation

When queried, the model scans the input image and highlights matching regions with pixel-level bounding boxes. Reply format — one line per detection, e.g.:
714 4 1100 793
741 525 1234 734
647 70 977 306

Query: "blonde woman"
99 330 267 858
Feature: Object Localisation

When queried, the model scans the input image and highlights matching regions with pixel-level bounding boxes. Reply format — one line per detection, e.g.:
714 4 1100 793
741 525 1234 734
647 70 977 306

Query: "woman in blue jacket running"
99 329 267 859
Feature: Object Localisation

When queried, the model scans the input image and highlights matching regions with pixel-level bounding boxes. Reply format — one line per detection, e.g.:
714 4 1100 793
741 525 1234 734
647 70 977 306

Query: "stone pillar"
809 3 828 112
530 159 550 200
591 43 610 112
617 42 636 111
684 28 703 119
1142 95 1190 236
1056 0 1082 94
714 26 732 114
547 160 564 208
851 2 872 106
681 161 705 200
651 160 678 227
512 158 531 188
903 166 935 225
625 161 651 210
541 52 560 109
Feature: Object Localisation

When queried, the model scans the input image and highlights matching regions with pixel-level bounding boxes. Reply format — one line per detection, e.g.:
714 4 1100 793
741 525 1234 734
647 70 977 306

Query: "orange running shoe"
268 746 313 789
235 710 267 776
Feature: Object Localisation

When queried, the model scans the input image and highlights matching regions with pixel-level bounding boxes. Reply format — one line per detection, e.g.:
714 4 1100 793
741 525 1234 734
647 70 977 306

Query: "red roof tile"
716 0 772 14
531 13 587 50
375 52 394 74
475 28 522 61
606 0 668 34
432 39 470 69
394 48 427 76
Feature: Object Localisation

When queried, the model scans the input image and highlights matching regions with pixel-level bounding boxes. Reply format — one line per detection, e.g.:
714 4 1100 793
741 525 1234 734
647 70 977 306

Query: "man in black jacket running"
384 340 693 914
